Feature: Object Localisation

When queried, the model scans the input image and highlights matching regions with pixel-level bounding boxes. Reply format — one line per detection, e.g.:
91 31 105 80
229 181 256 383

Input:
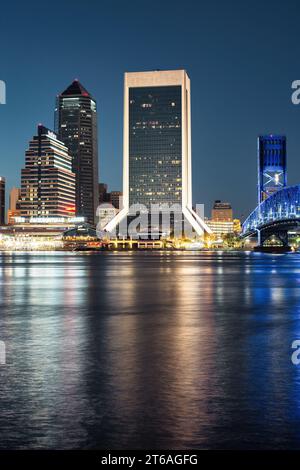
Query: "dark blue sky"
1 0 300 219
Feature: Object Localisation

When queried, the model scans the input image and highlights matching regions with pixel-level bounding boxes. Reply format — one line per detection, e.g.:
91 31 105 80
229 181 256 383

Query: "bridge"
242 184 300 247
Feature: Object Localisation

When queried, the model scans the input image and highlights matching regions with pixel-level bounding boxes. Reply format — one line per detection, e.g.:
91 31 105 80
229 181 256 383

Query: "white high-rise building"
104 70 211 237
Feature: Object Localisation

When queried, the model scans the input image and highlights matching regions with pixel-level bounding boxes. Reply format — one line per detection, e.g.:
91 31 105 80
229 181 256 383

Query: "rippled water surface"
1 251 300 449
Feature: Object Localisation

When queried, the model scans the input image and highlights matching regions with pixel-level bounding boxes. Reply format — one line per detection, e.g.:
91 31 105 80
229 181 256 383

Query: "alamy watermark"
291 80 300 105
96 203 205 240
0 80 6 104
291 340 300 365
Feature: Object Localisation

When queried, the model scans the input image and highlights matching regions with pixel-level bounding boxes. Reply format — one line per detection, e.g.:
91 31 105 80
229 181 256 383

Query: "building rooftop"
60 80 92 98
213 200 232 209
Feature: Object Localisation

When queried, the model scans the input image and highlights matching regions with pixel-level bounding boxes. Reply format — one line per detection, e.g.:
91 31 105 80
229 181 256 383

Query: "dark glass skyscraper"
55 80 99 224
0 177 5 225
129 85 182 208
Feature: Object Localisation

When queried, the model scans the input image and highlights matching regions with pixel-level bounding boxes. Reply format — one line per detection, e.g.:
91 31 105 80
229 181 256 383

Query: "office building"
207 200 237 236
206 219 234 236
0 177 5 225
110 191 123 209
99 183 109 204
55 80 99 224
20 125 75 218
104 70 210 237
98 184 123 210
211 200 233 221
7 187 21 224
206 218 241 236
9 187 20 211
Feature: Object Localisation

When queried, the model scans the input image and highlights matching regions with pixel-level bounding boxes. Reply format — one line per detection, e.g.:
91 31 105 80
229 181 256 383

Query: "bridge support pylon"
260 229 289 247
254 228 291 252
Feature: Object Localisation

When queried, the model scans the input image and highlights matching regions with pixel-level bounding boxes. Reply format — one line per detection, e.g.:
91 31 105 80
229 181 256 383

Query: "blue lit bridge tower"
258 135 287 204
241 135 294 250
256 135 287 247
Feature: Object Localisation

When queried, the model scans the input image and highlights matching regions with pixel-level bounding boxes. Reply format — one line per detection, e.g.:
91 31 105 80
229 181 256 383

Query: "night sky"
1 0 300 219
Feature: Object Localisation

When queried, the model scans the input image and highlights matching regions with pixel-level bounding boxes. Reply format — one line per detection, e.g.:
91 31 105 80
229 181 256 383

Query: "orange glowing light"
65 205 76 213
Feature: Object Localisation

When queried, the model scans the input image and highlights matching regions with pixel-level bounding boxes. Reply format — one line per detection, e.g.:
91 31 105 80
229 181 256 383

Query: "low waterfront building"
206 219 234 236
63 224 100 250
0 216 86 250
7 210 21 225
206 200 241 237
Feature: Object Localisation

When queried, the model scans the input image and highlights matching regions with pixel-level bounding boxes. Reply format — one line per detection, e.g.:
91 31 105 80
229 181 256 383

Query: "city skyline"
1 1 300 458
0 69 295 222
1 0 300 219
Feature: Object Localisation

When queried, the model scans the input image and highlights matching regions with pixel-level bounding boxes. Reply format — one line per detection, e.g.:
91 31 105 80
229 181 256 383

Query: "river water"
0 251 300 449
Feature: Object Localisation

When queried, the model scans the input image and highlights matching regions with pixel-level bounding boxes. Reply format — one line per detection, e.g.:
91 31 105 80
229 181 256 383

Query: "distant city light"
13 216 85 224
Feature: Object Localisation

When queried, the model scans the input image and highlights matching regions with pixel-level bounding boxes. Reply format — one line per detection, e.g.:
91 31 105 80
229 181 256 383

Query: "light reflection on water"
0 251 300 449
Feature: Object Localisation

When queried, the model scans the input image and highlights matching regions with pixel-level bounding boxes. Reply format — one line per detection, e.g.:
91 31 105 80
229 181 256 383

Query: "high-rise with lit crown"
20 125 75 218
55 80 99 224
104 70 211 236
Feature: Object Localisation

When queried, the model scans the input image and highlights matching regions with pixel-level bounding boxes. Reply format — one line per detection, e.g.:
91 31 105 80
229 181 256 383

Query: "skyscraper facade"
128 80 182 208
258 135 287 204
55 80 99 224
9 187 21 212
104 70 210 237
7 187 21 224
98 183 109 205
0 177 5 225
20 125 75 218
110 191 123 210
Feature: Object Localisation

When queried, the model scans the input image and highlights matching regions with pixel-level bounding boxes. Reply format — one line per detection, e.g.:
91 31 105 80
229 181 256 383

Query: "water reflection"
1 252 300 448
